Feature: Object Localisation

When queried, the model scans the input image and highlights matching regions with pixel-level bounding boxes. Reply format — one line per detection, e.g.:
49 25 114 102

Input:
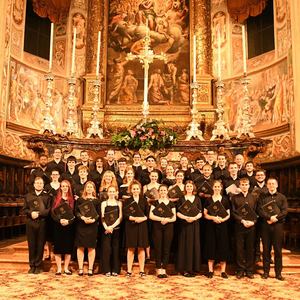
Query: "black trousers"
254 219 262 258
235 225 255 273
152 222 174 269
261 222 283 275
26 219 46 268
101 229 120 274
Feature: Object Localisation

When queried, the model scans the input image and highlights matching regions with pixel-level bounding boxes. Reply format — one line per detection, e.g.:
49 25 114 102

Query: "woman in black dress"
124 180 148 277
119 166 135 200
100 185 122 276
161 165 176 187
99 170 118 202
75 181 100 276
203 180 231 278
176 180 202 277
51 180 75 275
149 184 176 278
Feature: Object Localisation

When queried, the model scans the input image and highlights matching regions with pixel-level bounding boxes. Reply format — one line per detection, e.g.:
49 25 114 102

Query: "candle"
49 23 54 72
96 31 101 76
242 25 247 74
217 30 221 80
71 27 77 76
193 34 196 83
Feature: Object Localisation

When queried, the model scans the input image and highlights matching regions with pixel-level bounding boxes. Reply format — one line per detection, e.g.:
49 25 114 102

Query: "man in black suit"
232 177 257 279
28 154 50 189
47 148 66 175
23 177 51 274
257 177 288 280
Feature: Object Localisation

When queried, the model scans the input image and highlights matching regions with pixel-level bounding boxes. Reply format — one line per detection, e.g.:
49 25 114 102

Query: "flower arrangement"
111 120 178 151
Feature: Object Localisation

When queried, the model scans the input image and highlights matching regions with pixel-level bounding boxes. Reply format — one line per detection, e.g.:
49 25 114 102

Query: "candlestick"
242 25 247 74
71 27 76 76
96 31 101 76
49 23 54 72
193 34 197 83
217 30 221 80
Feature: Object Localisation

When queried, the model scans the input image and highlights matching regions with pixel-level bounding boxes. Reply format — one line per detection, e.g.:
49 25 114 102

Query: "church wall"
0 0 89 160
211 0 297 163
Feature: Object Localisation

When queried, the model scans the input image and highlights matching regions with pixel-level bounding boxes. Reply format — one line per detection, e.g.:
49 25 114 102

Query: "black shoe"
34 268 42 274
161 273 168 278
55 271 61 275
78 269 84 276
276 274 284 281
64 270 72 275
88 269 93 276
221 272 228 279
261 273 269 279
28 267 35 274
246 272 254 279
236 271 244 279
157 274 164 278
207 272 214 278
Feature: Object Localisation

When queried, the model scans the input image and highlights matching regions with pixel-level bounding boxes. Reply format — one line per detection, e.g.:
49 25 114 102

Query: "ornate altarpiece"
82 0 214 132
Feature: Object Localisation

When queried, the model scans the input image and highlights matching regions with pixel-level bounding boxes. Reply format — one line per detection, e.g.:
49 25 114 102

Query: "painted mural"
107 0 190 105
6 60 75 132
224 58 290 132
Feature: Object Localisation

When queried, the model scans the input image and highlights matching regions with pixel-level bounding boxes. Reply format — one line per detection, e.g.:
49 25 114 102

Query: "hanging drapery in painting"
107 0 190 106
32 0 71 23
227 0 267 23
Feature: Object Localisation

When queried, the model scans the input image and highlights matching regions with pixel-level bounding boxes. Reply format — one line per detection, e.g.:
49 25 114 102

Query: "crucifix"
126 19 167 121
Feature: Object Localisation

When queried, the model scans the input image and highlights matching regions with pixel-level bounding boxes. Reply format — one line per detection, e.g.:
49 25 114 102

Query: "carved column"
192 0 213 108
82 0 106 133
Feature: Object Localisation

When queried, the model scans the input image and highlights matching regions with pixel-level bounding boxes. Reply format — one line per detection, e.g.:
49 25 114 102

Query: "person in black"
51 180 75 275
44 169 61 260
75 150 92 172
104 149 118 174
176 156 193 182
75 181 100 276
223 162 241 198
161 164 176 187
73 165 89 199
28 154 50 190
205 150 217 168
140 155 162 186
89 157 105 191
47 148 66 175
100 185 122 276
149 184 176 278
132 152 143 182
115 158 127 188
257 177 288 281
191 156 206 183
231 177 257 279
176 181 202 277
23 177 51 274
245 161 256 191
213 153 229 182
235 154 247 178
123 181 148 277
203 180 230 278
61 156 79 188
252 169 268 263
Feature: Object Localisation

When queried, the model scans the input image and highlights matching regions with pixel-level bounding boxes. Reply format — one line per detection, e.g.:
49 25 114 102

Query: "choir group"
23 149 288 280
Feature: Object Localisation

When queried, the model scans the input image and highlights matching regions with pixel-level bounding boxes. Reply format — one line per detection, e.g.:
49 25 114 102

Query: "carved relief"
72 13 86 49
54 40 66 69
12 0 24 25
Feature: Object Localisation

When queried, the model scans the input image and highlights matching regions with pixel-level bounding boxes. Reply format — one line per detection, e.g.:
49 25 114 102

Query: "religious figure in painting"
13 0 24 25
163 62 177 104
148 69 168 104
107 0 190 105
108 57 128 104
177 68 189 104
119 69 139 104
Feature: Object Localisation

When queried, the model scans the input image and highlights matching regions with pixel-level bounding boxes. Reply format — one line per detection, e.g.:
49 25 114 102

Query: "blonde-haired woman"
75 181 100 276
